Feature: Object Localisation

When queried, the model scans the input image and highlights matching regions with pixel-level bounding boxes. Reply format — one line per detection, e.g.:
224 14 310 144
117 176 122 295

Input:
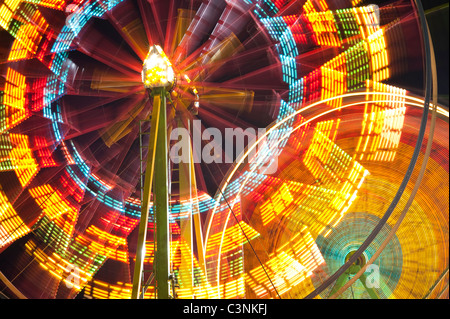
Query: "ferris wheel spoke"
136 0 155 44
148 0 171 46
179 44 283 91
195 0 254 61
66 84 144 98
74 22 143 76
0 0 447 301
63 94 147 142
65 72 143 97
83 62 142 94
166 8 197 57
76 47 140 79
176 34 242 77
114 138 144 189
99 98 148 147
162 0 179 55
106 3 149 61
93 127 140 180
208 64 284 90
172 0 228 63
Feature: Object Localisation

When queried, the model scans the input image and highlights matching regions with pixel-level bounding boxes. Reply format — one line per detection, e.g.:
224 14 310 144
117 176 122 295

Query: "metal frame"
132 88 170 299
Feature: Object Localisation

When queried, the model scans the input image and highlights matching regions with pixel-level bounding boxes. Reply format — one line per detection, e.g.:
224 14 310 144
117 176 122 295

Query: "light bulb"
142 45 175 89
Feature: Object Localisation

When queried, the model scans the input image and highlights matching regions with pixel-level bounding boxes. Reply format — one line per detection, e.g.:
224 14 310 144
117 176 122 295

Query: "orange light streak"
205 91 446 298
9 134 38 187
0 186 31 248
2 68 30 133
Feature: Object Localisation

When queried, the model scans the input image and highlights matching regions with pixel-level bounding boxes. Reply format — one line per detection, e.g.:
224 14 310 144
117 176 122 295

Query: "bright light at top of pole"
142 45 175 89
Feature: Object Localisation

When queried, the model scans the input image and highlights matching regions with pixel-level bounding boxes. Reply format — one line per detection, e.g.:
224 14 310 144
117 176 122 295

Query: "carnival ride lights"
142 45 175 90
132 43 175 299
0 0 448 300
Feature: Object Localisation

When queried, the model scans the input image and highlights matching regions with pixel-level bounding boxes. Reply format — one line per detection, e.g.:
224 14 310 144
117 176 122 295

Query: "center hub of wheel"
345 251 367 275
142 45 175 90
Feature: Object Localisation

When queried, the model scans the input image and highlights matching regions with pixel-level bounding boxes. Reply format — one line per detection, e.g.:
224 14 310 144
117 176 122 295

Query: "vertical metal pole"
178 117 194 297
132 91 161 299
359 272 379 299
153 87 170 299
327 266 379 299
327 271 350 298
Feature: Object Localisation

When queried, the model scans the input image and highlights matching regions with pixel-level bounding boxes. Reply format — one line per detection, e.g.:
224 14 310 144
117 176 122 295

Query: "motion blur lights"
345 250 367 274
142 45 175 89
183 74 200 113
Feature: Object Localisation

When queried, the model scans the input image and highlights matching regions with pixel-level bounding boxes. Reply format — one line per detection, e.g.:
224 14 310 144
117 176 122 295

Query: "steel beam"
328 265 379 299
153 88 170 299
131 89 165 299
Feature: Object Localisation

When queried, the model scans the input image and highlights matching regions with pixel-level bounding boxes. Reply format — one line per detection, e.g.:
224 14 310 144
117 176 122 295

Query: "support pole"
131 91 161 299
359 272 380 299
327 270 350 298
153 87 170 299
132 88 170 299
328 265 379 299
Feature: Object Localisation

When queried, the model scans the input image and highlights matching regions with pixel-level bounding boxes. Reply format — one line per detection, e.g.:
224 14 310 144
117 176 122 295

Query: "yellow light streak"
29 184 77 221
142 45 175 88
0 0 21 30
2 68 30 133
24 239 93 292
205 91 445 298
9 134 38 187
0 186 31 247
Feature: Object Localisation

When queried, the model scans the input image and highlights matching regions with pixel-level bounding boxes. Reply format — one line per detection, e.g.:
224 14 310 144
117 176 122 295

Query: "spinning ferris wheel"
0 0 448 299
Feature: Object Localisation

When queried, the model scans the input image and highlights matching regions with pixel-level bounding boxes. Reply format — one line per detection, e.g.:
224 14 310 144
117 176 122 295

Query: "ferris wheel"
0 0 448 299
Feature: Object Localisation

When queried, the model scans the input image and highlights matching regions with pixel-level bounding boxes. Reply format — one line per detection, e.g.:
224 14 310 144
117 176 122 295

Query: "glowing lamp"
142 45 175 89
